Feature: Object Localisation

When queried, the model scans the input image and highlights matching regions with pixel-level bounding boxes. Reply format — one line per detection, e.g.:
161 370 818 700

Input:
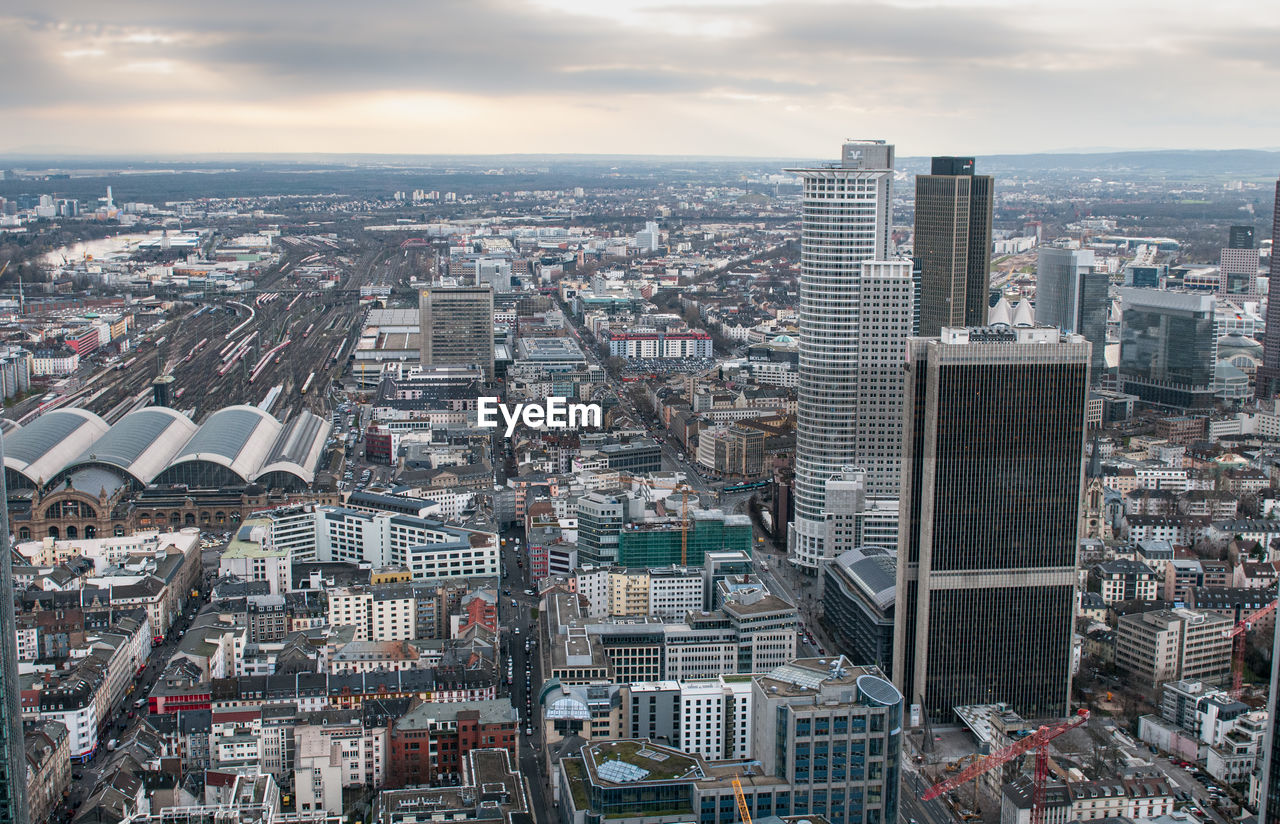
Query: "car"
514 628 520 635
511 600 518 607
525 727 533 736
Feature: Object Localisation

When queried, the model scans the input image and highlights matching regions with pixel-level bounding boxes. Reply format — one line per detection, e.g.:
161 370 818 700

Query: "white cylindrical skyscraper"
786 141 908 573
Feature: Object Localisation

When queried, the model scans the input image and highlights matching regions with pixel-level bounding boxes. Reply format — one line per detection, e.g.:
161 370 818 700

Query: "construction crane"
922 709 1089 824
1224 598 1277 695
732 777 751 824
614 472 697 566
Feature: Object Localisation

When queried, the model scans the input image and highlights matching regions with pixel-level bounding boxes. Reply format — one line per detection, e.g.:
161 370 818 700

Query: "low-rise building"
1093 559 1160 604
822 546 895 676
25 720 71 824
1001 775 1173 824
385 699 518 787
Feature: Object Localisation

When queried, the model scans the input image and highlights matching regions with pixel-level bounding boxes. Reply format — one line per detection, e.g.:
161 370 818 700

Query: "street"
497 525 554 824
901 761 956 824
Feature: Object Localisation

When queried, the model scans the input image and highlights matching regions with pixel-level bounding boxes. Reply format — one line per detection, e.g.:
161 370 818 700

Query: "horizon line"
1 146 1279 165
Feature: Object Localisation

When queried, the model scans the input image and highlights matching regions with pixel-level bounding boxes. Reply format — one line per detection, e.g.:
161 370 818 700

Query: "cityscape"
2 5 1280 824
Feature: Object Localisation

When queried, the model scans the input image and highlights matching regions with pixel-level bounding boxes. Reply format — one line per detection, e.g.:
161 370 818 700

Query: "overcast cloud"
3 0 1279 157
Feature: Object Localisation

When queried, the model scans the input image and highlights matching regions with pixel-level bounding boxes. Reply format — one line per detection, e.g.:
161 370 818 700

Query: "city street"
497 526 553 824
900 761 956 824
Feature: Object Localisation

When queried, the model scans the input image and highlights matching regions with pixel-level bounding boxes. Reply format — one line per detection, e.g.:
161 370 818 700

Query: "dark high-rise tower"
1259 181 1280 397
1229 224 1255 250
1261 582 1280 824
914 156 994 336
893 325 1089 723
0 433 28 824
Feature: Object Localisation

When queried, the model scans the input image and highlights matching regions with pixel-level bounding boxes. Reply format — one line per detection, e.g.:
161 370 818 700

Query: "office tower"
1262 182 1280 396
1035 247 1109 377
785 142 913 573
635 221 660 253
1229 225 1255 250
914 156 994 336
1220 224 1260 299
1261 585 1280 823
894 325 1089 723
1118 288 1217 410
751 657 902 824
418 285 495 379
576 492 629 565
0 434 28 824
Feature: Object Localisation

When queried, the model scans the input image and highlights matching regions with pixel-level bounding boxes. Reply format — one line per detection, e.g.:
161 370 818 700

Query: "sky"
4 0 1279 158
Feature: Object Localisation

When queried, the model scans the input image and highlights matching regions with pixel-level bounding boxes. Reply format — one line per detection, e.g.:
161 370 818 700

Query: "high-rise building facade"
418 285 495 379
914 156 994 337
1035 247 1109 377
893 325 1089 723
1118 288 1217 410
786 142 913 573
1259 181 1280 397
1220 224 1260 299
0 435 28 824
1261 581 1280 823
577 492 630 566
1229 224 1255 250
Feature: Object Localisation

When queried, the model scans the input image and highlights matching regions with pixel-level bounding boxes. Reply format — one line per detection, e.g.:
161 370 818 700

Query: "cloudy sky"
4 0 1278 158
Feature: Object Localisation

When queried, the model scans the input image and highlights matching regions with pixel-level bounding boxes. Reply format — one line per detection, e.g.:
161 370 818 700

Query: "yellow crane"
613 472 696 565
732 777 752 824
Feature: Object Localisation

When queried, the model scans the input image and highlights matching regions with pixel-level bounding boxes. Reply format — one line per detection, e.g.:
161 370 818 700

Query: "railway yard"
16 238 408 432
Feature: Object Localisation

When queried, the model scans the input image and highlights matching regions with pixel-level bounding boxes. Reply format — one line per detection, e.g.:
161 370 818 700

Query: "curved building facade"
152 405 283 487
46 406 198 494
3 409 109 491
5 403 329 496
786 142 907 572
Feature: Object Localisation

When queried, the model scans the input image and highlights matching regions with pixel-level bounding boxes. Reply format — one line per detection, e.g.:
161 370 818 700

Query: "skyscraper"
1261 588 1280 823
1221 224 1260 299
418 285 495 379
1118 288 1217 410
0 433 28 824
1229 224 1255 250
1035 246 1109 377
1260 181 1280 397
786 142 914 573
893 325 1089 723
914 156 994 336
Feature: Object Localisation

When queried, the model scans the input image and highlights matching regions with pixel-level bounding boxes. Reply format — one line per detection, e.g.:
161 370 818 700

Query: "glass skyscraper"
1118 288 1217 409
0 432 28 824
1256 181 1280 397
1035 246 1109 378
893 326 1089 723
1262 588 1280 823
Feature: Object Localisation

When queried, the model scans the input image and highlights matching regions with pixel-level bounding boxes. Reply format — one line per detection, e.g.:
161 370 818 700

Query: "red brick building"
386 699 517 787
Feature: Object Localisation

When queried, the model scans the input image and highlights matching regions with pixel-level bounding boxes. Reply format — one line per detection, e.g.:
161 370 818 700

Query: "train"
300 372 315 395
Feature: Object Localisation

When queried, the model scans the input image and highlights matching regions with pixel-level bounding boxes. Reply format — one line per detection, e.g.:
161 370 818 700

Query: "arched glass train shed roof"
48 407 199 489
7 403 330 494
4 409 110 489
152 405 284 487
253 410 329 488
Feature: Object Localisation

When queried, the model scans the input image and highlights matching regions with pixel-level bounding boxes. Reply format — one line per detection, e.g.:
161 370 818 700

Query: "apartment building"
327 587 416 641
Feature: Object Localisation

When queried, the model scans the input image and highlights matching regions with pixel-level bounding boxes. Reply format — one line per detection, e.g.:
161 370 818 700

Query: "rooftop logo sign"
477 397 602 437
